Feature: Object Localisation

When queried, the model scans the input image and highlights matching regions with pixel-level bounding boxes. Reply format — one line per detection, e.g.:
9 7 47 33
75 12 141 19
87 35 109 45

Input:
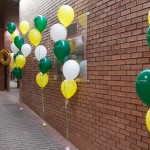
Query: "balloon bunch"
50 5 79 102
8 21 31 110
29 15 52 127
136 11 150 132
50 5 79 140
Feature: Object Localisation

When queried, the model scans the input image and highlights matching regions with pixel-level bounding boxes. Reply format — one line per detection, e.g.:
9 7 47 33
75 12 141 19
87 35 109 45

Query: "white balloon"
35 45 47 61
21 44 31 57
50 23 67 42
10 53 14 63
79 60 87 78
10 43 19 54
63 60 80 81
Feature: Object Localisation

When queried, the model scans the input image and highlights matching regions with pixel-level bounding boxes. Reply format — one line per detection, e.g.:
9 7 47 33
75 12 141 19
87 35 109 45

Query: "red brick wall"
20 0 150 149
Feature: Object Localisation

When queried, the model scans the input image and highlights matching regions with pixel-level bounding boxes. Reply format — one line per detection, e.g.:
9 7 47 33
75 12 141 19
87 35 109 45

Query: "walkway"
0 89 78 150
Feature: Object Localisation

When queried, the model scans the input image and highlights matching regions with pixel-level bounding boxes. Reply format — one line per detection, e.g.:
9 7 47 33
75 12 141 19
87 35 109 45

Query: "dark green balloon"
147 26 150 35
34 15 47 32
54 40 70 63
39 57 52 74
136 68 150 107
13 51 23 61
6 22 16 34
12 67 23 80
146 35 150 47
14 36 24 50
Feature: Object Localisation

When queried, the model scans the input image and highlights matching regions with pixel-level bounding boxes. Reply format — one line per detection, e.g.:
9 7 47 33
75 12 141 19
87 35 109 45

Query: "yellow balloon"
146 109 150 132
28 29 42 46
19 21 30 35
11 31 19 42
67 39 76 53
10 61 16 71
61 80 77 100
148 10 150 26
78 13 88 29
58 5 75 27
36 72 49 88
15 55 26 68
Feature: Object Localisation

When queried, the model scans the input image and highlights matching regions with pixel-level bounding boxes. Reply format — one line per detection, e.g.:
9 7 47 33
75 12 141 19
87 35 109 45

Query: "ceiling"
0 0 19 28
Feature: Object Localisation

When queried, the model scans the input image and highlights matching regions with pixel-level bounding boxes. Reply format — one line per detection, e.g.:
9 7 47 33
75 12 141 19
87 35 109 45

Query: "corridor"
0 89 78 150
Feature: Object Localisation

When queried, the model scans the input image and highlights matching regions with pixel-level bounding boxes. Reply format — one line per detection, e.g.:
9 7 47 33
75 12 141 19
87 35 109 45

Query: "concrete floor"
0 88 78 150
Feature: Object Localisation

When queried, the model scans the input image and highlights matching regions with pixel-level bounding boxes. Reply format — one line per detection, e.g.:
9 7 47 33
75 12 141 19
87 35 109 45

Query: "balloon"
146 35 150 47
78 13 87 29
148 10 150 26
10 53 14 63
79 60 87 77
54 40 70 63
11 30 19 42
10 43 19 54
146 109 150 132
10 61 16 71
61 80 77 100
14 36 24 50
28 29 42 46
34 15 47 32
58 5 75 27
35 45 47 61
50 23 67 42
13 51 23 61
63 60 80 81
136 69 150 107
12 67 23 79
39 57 52 74
36 72 49 88
6 22 16 34
21 44 31 57
146 27 150 47
19 21 30 34
67 39 76 53
15 55 26 68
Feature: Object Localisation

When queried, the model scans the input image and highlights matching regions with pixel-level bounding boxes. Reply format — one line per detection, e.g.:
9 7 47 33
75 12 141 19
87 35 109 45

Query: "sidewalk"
0 89 78 150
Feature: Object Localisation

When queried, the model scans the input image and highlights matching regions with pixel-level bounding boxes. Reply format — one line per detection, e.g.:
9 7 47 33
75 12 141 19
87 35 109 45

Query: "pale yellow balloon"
146 109 150 132
78 13 88 29
10 61 16 71
19 21 30 35
11 31 19 42
15 55 26 68
36 72 49 88
58 5 75 27
61 80 77 100
28 29 42 46
148 10 150 26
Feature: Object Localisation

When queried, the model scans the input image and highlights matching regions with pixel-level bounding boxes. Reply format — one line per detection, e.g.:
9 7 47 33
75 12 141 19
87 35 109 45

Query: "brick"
19 0 150 150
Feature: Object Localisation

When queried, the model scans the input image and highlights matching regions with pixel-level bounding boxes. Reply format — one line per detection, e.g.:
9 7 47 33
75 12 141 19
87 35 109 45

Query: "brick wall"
20 0 150 149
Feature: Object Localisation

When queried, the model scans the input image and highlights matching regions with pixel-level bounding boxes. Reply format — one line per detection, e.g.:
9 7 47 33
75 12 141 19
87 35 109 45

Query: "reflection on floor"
10 80 17 88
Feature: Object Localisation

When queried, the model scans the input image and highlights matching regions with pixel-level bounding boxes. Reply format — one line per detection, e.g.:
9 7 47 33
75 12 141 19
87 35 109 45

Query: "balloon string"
41 88 45 121
65 100 69 139
20 80 22 108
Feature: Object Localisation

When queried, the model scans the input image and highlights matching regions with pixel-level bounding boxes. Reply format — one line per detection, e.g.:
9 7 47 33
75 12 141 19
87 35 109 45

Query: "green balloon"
54 40 70 63
12 67 23 80
14 36 24 50
13 51 23 61
6 22 16 34
136 68 150 107
146 35 150 47
39 57 52 74
147 27 150 35
34 15 47 32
